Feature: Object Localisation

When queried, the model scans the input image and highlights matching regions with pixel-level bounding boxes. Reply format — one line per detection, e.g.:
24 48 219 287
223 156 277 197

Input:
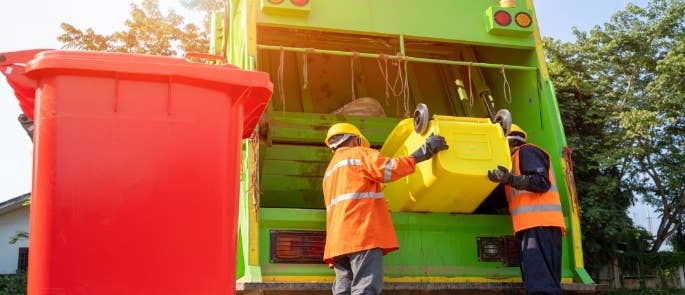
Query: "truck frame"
214 0 598 293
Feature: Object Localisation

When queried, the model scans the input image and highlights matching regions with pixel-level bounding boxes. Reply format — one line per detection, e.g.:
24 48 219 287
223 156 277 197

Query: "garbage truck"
3 0 598 294
213 0 597 293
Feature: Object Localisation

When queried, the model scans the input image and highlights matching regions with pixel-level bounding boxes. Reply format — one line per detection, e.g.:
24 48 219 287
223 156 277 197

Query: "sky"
0 0 657 236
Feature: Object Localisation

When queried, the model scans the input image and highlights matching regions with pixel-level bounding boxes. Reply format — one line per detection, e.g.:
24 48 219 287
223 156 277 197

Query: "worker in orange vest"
487 124 566 295
322 122 447 295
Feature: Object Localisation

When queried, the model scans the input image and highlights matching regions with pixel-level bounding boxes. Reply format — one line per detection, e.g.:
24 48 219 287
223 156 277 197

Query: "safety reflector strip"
323 158 361 180
511 204 562 216
327 192 384 211
383 159 396 183
510 185 558 200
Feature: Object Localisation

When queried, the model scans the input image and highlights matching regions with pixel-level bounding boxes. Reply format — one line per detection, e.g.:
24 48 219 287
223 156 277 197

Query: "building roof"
0 193 30 216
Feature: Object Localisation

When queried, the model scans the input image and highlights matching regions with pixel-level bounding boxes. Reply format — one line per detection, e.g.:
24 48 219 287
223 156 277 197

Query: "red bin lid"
3 50 273 138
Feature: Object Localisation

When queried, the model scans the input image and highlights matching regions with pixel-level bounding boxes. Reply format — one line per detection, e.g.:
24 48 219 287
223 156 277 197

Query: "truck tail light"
493 10 512 26
270 230 326 263
515 12 532 28
290 0 308 6
477 236 520 266
502 236 521 266
477 237 503 262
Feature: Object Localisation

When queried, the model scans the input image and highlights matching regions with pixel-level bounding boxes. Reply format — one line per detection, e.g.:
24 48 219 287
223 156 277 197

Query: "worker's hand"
487 165 513 184
411 134 448 163
425 134 448 155
487 166 530 189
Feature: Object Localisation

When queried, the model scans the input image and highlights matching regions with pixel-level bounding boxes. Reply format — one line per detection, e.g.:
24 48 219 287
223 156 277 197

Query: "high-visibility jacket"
505 144 566 234
322 146 416 265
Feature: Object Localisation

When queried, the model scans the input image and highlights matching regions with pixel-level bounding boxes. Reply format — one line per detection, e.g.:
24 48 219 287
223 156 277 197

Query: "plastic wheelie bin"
380 115 511 213
3 50 272 295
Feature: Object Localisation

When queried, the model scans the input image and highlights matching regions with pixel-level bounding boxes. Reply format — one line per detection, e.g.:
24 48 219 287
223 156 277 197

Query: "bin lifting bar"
257 44 538 72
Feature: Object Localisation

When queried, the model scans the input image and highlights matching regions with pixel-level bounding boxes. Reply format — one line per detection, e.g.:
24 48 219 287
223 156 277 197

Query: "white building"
0 193 30 274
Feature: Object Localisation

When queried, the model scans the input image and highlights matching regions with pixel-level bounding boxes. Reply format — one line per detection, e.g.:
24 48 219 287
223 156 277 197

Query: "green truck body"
216 0 597 293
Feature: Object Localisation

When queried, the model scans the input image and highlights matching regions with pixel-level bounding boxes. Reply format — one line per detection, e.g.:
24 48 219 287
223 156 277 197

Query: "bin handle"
184 52 227 65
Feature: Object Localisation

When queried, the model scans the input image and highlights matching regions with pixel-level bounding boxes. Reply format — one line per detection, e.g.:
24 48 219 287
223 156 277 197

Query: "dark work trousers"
516 226 562 295
332 248 384 295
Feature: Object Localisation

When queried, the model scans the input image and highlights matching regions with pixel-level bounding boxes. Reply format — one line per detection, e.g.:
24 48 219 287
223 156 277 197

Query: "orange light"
290 0 308 6
493 10 512 26
268 0 284 4
515 12 532 28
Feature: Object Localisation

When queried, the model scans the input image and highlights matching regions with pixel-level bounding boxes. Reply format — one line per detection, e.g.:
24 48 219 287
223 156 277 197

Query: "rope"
350 51 359 100
249 129 260 214
376 52 410 119
377 54 391 105
402 56 410 117
302 48 312 90
468 64 474 107
278 47 286 112
501 64 512 104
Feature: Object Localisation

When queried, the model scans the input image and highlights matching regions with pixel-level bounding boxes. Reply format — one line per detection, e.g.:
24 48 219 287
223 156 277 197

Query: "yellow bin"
380 115 511 213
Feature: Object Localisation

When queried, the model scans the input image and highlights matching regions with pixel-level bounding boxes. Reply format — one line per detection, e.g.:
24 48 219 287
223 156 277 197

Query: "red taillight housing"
270 230 326 263
290 0 309 6
493 10 512 26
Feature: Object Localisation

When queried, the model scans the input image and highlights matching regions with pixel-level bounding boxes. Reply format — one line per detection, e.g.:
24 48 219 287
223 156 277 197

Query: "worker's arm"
360 149 416 183
517 145 552 193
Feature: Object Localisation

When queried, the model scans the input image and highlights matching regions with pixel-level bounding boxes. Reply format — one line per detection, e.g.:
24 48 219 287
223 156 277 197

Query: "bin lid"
0 49 52 119
2 50 273 138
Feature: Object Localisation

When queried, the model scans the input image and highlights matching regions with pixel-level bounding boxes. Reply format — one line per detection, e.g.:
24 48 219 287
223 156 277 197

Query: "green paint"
266 112 400 146
223 0 592 287
257 209 577 279
257 0 536 49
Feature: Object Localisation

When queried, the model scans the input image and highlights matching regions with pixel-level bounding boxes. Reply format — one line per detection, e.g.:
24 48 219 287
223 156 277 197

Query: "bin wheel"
413 103 430 134
494 109 512 136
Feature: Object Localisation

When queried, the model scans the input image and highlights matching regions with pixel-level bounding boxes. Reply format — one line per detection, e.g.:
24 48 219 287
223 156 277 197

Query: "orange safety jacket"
505 144 566 234
322 146 416 265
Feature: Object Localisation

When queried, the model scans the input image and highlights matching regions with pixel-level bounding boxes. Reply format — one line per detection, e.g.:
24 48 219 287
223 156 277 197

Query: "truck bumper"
236 282 606 294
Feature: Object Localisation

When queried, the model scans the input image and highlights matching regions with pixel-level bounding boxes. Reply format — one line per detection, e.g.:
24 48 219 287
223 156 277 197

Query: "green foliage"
620 227 655 276
544 2 685 277
544 36 634 277
669 222 685 252
58 0 215 56
8 231 28 245
180 0 224 13
580 0 685 253
0 272 27 295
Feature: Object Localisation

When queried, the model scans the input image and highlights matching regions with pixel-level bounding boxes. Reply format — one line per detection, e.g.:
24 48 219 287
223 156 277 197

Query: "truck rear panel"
224 0 595 292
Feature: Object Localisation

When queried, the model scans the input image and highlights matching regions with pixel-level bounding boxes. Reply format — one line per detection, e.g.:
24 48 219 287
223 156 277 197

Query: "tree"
592 0 685 252
544 0 685 255
58 0 217 56
544 37 634 276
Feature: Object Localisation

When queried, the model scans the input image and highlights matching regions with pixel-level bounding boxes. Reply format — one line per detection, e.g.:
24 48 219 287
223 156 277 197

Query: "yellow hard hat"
509 124 527 140
325 123 370 148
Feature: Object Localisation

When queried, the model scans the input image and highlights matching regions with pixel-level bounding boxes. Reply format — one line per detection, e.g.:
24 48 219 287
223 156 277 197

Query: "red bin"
19 50 272 294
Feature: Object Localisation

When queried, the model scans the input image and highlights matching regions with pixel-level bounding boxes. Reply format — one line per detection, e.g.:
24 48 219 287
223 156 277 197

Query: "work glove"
411 134 449 163
487 165 529 189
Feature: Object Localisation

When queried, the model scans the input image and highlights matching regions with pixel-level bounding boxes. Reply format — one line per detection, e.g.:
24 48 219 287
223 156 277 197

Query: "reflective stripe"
323 159 361 180
383 159 395 183
327 192 384 210
511 184 558 199
511 204 562 216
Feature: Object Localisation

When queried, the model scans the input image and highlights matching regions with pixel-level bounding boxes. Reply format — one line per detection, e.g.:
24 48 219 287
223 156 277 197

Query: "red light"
268 0 284 4
270 230 325 263
494 10 512 26
290 0 308 6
